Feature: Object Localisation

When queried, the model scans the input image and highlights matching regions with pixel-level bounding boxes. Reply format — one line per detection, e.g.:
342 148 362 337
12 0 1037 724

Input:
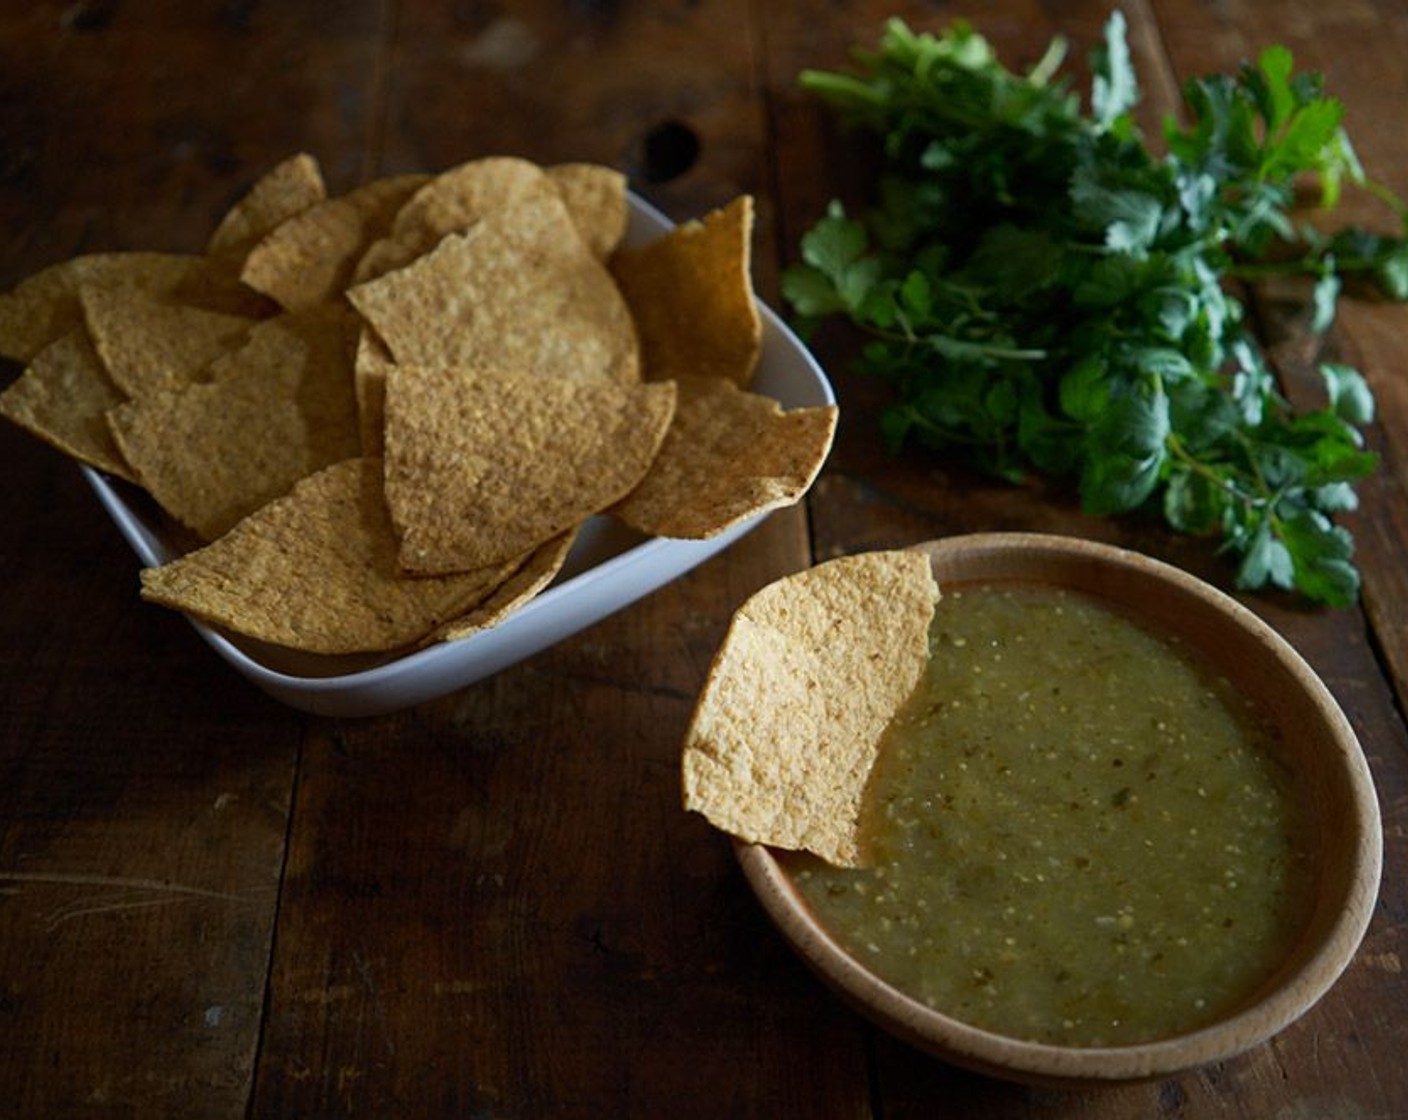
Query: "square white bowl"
82 192 836 717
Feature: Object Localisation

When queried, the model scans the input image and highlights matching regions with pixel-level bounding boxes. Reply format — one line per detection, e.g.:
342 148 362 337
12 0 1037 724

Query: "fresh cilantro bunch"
784 12 1408 606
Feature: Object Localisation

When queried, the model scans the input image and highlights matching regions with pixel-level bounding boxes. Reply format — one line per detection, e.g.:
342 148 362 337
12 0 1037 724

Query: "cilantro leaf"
1090 11 1138 130
787 12 1406 606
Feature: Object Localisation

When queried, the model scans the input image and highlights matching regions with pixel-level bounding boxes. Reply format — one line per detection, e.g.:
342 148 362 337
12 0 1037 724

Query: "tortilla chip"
3 155 814 666
207 152 328 259
351 156 549 283
546 162 629 259
353 328 395 458
347 188 640 384
0 330 136 481
383 363 674 573
0 252 269 363
433 527 578 642
609 195 762 386
81 286 258 399
108 304 362 540
681 550 939 867
240 174 429 310
139 458 527 654
613 377 837 538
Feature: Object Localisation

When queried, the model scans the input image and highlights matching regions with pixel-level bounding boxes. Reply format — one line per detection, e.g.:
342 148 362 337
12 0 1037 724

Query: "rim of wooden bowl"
734 532 1383 1087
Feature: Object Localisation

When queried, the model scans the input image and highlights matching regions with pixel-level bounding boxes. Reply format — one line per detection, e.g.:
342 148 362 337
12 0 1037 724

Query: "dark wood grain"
0 417 300 1116
1 1 1405 1117
251 516 872 1118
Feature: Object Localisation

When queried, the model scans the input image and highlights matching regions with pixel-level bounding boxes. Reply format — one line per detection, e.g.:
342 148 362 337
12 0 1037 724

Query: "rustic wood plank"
1149 9 1408 1111
1328 298 1408 685
0 420 301 1117
375 2 769 208
249 517 871 1118
244 2 863 1114
0 2 391 273
0 4 387 1115
1152 0 1408 712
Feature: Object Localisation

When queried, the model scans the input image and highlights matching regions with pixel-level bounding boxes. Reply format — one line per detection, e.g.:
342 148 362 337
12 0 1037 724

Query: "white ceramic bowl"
736 533 1382 1086
84 194 835 717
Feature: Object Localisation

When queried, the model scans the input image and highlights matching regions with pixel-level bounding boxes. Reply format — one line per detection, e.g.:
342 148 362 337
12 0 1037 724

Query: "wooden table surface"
2 1 1405 1116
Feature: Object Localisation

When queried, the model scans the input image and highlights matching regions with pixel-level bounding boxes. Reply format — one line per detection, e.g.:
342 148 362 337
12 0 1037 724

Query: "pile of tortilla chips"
0 153 837 655
681 550 940 866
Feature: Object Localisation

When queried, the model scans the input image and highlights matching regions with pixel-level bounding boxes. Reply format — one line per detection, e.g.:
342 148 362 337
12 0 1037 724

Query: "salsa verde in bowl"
735 533 1381 1085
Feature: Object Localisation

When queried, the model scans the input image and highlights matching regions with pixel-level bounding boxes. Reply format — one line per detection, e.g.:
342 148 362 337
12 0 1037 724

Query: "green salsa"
791 583 1314 1047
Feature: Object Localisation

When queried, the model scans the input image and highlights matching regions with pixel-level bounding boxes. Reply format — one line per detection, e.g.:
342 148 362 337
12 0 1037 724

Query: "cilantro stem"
1230 254 1381 281
871 320 1048 363
1164 431 1264 511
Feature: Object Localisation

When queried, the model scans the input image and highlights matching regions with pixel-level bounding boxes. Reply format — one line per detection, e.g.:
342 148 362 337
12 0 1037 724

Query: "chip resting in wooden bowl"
0 151 837 711
681 550 939 866
723 534 1381 1087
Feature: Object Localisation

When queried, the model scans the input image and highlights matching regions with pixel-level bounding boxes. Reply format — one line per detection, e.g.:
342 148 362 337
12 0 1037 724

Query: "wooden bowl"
735 532 1382 1086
